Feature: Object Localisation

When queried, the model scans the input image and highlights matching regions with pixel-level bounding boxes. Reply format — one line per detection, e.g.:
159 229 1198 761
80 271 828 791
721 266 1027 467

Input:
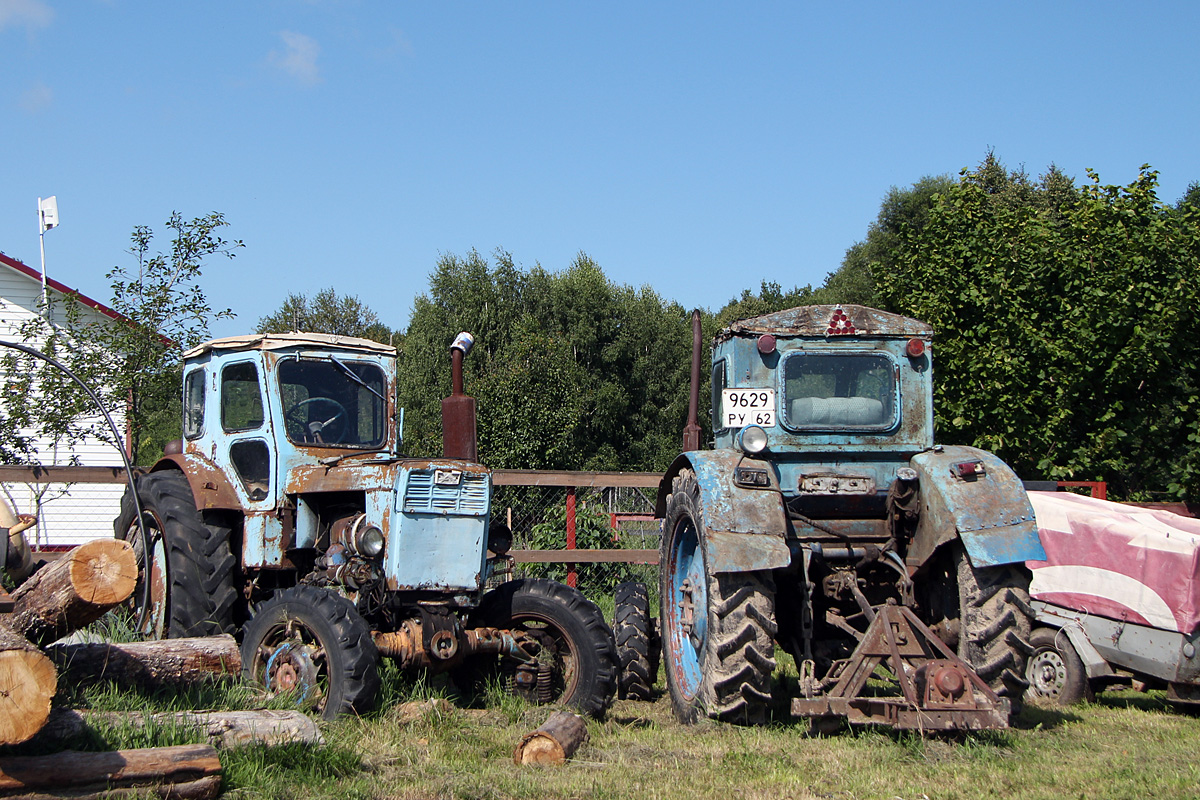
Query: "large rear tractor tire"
660 469 777 725
468 578 617 718
114 471 238 639
241 585 381 720
614 581 657 700
1025 626 1093 706
920 543 1034 718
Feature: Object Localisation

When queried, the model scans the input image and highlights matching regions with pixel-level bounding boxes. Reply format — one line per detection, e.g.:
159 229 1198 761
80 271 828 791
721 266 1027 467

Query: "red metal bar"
565 487 577 588
511 549 659 564
1058 480 1107 501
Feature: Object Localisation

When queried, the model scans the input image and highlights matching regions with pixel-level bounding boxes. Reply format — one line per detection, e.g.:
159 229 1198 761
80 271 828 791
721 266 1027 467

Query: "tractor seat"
790 397 884 426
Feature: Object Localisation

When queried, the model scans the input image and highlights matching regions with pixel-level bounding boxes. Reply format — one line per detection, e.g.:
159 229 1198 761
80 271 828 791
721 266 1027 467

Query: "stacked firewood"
0 537 313 798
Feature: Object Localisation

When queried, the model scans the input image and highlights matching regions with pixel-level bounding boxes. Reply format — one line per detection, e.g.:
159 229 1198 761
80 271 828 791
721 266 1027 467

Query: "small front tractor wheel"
469 578 617 717
614 581 657 700
1025 627 1093 706
114 471 238 639
660 468 777 725
241 585 381 720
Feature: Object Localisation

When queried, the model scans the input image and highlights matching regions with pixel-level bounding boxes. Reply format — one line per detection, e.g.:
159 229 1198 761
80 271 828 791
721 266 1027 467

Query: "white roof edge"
183 332 397 359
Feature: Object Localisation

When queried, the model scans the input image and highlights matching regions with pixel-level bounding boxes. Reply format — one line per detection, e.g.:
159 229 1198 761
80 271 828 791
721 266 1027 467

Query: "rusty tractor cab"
650 305 1045 730
116 331 616 719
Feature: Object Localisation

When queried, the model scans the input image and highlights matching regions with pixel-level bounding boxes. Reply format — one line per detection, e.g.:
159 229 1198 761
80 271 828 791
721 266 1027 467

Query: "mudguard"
908 445 1046 569
657 451 792 574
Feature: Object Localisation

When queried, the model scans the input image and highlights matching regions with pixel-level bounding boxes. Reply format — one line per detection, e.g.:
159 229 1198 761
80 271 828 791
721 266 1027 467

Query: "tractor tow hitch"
791 601 1010 731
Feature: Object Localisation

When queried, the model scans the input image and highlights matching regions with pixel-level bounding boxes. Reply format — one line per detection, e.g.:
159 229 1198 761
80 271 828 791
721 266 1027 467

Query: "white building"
0 250 129 548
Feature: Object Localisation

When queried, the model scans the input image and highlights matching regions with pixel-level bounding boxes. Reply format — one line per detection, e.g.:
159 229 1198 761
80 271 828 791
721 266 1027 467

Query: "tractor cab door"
214 357 282 565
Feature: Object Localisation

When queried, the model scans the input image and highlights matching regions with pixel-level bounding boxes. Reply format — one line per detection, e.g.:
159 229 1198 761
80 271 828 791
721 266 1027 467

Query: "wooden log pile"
0 536 258 798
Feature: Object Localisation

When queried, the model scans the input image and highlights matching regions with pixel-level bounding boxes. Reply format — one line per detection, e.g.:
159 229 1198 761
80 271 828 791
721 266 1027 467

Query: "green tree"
397 250 694 471
823 173 957 310
257 288 396 345
2 212 239 467
878 156 1200 499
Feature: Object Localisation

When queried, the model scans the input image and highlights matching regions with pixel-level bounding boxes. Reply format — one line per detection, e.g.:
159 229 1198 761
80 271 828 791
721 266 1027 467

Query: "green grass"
28 663 1200 800
27 612 1200 799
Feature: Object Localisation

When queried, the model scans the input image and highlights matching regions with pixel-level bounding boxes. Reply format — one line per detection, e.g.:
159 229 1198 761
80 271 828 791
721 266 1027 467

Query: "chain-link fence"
1 466 667 610
491 480 662 611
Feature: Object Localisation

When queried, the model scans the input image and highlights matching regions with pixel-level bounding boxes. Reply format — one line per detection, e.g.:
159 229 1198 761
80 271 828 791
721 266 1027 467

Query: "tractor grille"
402 469 490 516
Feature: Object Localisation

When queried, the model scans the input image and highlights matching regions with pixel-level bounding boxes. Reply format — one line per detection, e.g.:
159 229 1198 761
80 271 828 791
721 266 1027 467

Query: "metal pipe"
682 309 703 451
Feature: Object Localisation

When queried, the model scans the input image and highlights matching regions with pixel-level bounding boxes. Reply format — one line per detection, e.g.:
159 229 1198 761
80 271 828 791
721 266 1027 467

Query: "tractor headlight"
738 425 769 455
352 520 385 557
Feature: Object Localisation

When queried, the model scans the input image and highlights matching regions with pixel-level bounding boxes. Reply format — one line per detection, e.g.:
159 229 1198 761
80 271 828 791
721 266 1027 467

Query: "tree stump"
0 626 57 746
7 538 138 646
513 710 589 765
47 635 241 690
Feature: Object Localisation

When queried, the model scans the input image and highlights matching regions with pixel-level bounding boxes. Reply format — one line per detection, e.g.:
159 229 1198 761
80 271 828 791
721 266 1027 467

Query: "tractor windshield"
278 357 388 448
782 352 898 431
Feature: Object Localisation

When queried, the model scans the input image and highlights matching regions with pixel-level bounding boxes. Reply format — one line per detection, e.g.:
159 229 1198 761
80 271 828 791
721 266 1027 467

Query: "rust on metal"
510 549 660 564
162 453 241 510
716 304 933 343
682 309 703 452
492 470 661 488
791 603 1009 731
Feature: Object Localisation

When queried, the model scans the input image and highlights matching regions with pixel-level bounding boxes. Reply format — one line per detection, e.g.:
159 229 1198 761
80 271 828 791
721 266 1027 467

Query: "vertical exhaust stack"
442 332 478 461
682 309 703 452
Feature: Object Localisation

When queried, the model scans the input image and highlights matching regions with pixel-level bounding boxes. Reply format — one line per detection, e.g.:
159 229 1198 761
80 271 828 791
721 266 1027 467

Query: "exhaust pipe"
442 332 478 461
682 309 703 452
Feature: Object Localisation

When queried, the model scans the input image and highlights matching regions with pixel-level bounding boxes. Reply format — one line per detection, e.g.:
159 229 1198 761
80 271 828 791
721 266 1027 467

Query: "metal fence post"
565 486 577 588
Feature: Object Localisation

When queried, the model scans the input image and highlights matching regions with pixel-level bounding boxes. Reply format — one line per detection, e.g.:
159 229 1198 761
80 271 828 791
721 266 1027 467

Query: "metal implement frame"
791 603 1010 731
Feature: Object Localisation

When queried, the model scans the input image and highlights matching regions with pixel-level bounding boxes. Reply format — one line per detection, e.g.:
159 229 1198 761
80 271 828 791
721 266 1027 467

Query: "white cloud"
0 0 53 32
20 80 51 113
269 30 322 86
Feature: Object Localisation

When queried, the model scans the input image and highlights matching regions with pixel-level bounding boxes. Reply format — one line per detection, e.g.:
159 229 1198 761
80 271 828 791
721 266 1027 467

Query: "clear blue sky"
4 2 1199 339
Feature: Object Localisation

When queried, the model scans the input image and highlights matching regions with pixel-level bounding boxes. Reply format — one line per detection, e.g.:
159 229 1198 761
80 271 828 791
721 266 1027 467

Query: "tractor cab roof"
716 304 933 343
183 332 396 360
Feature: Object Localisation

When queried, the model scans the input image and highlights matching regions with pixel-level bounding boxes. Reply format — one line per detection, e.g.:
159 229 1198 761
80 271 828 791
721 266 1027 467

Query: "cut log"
0 743 220 798
0 626 57 746
6 538 138 646
47 635 241 690
34 707 324 749
513 710 589 766
8 775 220 800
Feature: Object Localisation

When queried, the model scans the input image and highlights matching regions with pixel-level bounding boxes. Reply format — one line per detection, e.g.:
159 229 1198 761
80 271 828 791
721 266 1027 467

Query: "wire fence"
491 479 662 608
0 466 667 609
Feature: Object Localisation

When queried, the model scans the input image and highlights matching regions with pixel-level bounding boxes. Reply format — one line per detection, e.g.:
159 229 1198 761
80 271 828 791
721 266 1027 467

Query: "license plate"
722 388 776 428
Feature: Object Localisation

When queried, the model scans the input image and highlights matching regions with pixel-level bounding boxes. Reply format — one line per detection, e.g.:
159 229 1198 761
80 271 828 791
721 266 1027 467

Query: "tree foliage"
876 157 1200 499
257 288 396 345
1 212 238 467
398 250 694 470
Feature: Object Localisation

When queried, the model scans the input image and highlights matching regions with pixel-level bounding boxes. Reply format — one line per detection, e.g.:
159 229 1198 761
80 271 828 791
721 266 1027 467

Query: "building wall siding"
0 259 130 545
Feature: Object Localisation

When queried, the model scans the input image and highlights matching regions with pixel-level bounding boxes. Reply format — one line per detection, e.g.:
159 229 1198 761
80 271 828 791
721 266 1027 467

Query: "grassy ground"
31 666 1200 800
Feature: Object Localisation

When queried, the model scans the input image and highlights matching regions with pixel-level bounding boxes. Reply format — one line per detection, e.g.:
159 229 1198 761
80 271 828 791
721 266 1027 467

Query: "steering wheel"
285 397 348 444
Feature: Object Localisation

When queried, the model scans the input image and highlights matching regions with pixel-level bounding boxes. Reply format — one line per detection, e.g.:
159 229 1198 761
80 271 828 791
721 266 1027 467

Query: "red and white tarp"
1027 491 1200 635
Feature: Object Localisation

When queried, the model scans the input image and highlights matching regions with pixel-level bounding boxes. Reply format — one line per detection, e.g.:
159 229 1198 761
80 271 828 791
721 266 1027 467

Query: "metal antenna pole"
37 198 48 315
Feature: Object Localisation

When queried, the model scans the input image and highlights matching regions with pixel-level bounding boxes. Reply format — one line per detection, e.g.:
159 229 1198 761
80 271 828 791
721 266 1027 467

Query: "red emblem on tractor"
826 306 857 336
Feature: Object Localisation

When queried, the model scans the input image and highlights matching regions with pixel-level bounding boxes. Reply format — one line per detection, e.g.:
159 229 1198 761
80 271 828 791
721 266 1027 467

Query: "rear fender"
657 451 791 574
152 453 242 511
908 445 1046 569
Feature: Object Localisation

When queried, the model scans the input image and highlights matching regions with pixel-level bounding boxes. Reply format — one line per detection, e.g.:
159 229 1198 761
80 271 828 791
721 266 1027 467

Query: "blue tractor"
115 331 616 719
655 305 1045 729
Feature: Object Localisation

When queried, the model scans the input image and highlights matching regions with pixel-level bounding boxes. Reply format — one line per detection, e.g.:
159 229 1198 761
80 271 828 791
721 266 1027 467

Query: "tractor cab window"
711 359 727 433
278 357 387 448
184 367 206 439
221 362 265 432
782 353 898 431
